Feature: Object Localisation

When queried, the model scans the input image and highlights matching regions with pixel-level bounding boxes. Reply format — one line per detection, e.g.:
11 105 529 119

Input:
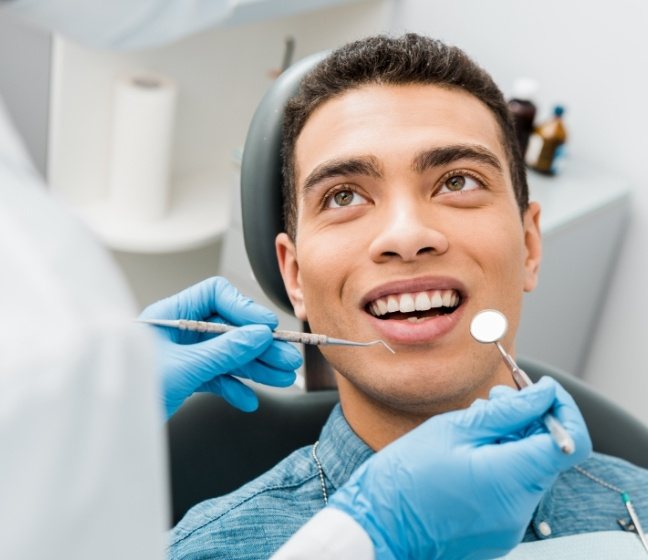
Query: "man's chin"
335 369 482 418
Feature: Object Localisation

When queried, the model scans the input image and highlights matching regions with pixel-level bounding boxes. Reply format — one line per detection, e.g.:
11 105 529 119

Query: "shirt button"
538 521 552 537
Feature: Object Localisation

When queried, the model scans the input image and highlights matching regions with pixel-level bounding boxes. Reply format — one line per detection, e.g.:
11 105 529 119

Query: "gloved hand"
139 277 303 419
328 377 592 560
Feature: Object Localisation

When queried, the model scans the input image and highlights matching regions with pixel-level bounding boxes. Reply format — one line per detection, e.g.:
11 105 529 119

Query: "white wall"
390 0 648 424
0 12 51 174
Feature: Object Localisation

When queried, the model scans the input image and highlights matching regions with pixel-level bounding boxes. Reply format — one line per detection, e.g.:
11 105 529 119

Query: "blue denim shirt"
169 405 648 559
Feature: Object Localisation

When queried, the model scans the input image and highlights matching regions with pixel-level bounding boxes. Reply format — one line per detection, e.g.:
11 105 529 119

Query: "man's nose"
368 199 449 263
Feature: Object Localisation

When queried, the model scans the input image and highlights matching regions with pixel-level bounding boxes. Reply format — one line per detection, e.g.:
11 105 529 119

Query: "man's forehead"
293 82 508 189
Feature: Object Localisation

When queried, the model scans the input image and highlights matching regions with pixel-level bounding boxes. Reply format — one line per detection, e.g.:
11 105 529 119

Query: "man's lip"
367 302 466 345
360 276 467 308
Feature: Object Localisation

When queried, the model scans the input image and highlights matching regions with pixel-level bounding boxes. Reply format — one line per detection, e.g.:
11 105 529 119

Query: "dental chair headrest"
241 52 327 314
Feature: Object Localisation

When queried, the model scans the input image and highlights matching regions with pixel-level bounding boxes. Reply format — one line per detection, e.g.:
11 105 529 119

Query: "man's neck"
337 386 424 450
335 368 514 451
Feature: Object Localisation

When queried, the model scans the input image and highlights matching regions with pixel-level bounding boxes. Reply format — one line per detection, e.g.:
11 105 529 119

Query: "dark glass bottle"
508 79 538 158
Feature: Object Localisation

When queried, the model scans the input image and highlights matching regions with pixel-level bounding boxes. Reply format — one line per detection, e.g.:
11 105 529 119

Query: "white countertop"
528 160 631 235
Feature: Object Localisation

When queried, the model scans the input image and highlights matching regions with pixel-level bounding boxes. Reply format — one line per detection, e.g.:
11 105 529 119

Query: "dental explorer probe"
470 309 575 455
138 318 396 354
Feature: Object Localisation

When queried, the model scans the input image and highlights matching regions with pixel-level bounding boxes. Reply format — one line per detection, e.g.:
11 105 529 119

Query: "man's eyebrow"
411 144 503 174
302 156 383 193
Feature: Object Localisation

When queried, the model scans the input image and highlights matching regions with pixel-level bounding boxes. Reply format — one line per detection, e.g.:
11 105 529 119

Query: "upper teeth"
369 289 460 317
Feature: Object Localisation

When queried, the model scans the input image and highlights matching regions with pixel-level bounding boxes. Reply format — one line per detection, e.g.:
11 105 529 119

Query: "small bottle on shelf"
508 78 538 158
526 105 568 175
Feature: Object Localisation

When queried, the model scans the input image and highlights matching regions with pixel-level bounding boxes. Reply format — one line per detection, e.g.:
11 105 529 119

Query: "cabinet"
517 162 630 376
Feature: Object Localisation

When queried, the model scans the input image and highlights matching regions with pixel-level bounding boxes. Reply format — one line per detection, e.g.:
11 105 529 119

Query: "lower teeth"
407 316 425 323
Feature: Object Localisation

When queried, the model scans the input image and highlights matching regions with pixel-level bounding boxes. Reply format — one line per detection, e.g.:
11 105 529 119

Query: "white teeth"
415 292 432 311
368 289 461 317
399 293 415 313
387 296 399 313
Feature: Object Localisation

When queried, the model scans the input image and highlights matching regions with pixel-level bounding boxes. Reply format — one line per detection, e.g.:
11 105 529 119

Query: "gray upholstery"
240 51 326 313
167 357 648 525
167 388 338 525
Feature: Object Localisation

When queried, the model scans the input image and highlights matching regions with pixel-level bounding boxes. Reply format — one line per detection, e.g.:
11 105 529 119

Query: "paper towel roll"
108 74 177 222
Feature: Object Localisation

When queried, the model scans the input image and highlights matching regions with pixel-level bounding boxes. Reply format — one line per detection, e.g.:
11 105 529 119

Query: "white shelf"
68 174 230 254
528 160 631 234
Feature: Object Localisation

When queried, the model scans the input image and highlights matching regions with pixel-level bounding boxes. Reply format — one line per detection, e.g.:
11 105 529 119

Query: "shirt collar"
316 404 374 492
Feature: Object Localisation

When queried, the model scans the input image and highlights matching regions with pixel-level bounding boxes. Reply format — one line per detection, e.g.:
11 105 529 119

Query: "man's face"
276 84 541 416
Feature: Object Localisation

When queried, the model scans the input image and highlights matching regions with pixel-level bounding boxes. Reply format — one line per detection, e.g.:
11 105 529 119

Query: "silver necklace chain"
312 441 328 505
574 464 624 493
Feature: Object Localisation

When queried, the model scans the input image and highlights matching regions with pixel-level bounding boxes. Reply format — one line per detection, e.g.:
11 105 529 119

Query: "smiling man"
276 80 539 447
170 34 648 559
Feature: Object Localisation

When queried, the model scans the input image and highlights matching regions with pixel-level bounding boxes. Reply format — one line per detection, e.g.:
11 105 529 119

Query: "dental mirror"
469 308 576 455
470 309 508 344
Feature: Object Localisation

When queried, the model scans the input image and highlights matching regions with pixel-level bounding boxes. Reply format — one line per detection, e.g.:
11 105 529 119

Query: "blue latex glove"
139 277 303 419
329 377 592 560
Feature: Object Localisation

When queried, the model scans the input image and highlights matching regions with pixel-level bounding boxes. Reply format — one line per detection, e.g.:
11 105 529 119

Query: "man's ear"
522 202 542 292
276 233 307 321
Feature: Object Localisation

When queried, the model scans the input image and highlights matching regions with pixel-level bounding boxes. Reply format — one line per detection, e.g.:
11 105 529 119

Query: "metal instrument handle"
273 329 328 345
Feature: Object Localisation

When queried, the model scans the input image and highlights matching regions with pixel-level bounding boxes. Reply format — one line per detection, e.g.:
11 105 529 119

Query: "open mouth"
366 289 462 323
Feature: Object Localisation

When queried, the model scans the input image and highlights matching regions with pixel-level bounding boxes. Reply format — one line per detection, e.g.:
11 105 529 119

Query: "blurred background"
1 0 645 423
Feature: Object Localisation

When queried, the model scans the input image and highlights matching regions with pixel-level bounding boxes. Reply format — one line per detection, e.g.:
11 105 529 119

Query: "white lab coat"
0 2 375 558
0 98 168 558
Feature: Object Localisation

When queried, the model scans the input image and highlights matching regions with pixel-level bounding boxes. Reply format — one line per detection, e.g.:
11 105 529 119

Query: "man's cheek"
301 278 339 327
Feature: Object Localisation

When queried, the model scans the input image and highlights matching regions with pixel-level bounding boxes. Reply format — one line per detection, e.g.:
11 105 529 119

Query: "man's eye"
438 174 483 194
325 189 367 208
